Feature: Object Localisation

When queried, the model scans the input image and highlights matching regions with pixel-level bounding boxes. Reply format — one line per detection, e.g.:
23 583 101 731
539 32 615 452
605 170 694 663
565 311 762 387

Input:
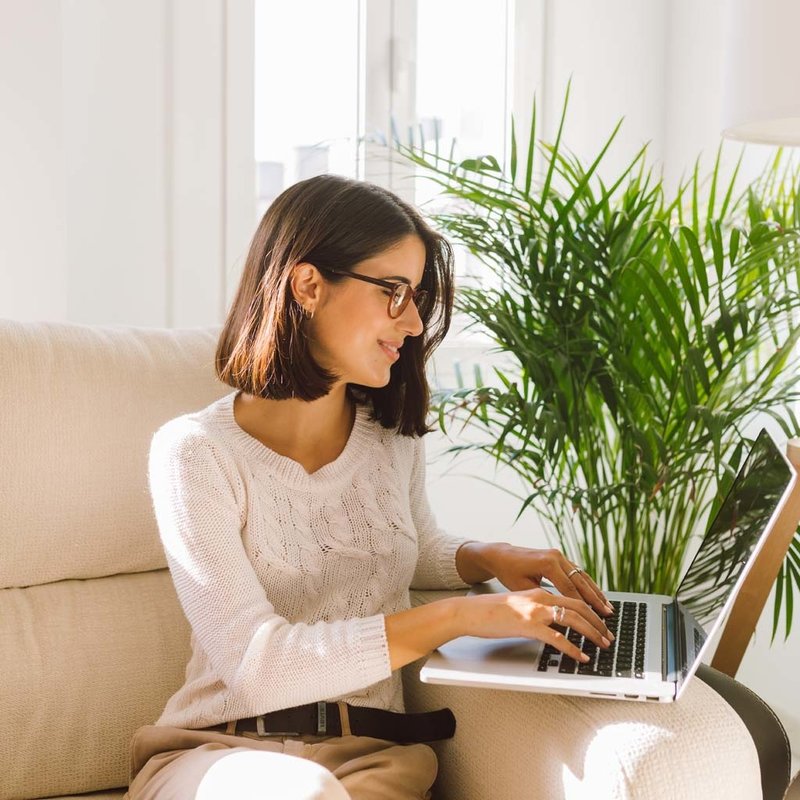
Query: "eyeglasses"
318 266 429 319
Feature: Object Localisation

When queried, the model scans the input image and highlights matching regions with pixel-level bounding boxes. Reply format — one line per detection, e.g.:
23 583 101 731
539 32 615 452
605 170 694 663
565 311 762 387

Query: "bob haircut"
215 174 455 436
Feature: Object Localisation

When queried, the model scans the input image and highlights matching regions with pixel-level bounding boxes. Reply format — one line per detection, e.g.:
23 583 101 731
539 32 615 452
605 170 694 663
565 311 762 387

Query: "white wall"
526 0 774 195
61 0 169 326
0 0 67 321
0 0 255 327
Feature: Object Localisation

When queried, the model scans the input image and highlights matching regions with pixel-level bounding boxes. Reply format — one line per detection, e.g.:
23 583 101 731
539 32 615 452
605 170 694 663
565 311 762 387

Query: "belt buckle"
255 715 300 738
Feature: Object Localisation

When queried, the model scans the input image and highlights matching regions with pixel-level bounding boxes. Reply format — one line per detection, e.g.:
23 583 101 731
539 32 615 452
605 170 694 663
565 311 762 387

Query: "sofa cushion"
0 320 227 589
0 569 190 800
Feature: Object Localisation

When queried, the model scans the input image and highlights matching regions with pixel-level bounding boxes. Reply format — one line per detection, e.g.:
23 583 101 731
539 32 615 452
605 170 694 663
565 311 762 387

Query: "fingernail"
580 653 590 662
608 631 615 642
605 602 614 613
602 636 610 647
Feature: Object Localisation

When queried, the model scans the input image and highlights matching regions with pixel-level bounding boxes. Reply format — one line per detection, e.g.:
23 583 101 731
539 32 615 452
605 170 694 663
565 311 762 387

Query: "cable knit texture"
148 391 471 730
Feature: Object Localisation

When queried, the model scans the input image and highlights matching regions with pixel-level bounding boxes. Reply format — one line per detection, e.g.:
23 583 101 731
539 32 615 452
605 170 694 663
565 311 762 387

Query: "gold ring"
567 567 583 578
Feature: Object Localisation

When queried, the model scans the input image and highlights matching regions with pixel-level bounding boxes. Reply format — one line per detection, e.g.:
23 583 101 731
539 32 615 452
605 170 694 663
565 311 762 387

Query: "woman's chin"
353 371 392 389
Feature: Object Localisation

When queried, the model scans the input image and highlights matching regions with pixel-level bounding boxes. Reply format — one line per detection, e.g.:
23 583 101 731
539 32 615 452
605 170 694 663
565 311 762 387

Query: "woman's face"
309 233 427 389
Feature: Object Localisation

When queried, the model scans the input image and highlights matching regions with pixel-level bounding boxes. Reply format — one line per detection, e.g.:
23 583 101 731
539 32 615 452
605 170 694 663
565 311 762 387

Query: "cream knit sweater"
148 391 471 730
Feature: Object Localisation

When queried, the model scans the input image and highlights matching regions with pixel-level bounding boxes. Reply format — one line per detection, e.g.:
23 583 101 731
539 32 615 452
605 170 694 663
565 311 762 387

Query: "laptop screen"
674 429 794 670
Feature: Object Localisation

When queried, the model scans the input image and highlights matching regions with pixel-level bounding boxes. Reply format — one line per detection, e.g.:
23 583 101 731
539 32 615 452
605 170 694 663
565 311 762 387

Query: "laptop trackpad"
436 635 543 664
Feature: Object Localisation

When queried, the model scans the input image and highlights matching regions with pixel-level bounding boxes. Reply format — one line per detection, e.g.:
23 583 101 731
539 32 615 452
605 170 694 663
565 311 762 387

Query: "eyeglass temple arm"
321 267 395 290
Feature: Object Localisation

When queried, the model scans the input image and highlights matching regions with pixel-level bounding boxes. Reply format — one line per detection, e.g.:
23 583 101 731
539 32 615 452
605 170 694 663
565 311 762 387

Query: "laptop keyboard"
537 600 647 679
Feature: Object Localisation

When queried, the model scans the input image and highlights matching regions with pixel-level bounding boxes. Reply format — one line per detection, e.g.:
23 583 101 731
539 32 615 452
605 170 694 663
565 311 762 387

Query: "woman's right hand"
385 587 614 671
456 588 614 663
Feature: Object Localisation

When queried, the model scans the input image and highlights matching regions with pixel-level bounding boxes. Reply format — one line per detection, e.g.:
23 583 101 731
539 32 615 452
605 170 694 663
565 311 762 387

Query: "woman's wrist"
384 596 467 670
455 540 508 585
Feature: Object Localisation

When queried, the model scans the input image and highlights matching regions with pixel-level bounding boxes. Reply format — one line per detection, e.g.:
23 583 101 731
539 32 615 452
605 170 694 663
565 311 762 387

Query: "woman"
127 175 614 800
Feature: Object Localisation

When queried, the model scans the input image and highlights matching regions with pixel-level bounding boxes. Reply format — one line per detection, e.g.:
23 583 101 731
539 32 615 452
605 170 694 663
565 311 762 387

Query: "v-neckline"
219 392 372 484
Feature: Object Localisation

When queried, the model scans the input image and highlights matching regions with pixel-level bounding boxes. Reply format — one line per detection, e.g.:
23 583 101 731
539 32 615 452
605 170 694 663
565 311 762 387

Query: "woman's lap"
405 668 763 800
126 676 762 800
125 725 437 800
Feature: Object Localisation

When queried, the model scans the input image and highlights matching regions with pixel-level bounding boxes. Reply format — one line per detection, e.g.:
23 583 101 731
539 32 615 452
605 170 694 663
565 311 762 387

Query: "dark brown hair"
215 174 454 436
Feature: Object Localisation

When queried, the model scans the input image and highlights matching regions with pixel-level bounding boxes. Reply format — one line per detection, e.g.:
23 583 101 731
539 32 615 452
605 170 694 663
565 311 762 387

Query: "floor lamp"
721 0 800 145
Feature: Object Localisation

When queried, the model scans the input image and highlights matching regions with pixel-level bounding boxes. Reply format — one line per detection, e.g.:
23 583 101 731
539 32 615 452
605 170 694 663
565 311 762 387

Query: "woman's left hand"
458 542 615 617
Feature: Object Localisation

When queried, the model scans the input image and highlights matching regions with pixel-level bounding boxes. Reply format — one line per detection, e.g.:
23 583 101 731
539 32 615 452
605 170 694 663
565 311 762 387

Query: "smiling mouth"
379 341 401 361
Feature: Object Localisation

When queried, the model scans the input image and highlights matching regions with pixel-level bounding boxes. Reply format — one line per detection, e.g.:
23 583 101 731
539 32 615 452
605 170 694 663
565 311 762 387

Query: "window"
254 0 518 386
254 0 513 210
254 0 361 215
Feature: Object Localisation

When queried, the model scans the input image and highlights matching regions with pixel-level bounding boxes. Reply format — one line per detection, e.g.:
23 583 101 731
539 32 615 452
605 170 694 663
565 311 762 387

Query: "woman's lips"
379 340 400 361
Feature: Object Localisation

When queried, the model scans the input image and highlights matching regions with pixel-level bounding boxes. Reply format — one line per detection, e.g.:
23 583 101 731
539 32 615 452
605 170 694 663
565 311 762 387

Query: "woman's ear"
290 262 323 315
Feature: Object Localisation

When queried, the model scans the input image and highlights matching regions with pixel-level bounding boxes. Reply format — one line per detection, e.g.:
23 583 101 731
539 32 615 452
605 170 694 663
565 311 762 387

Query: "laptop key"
537 643 559 671
559 656 577 674
615 667 632 677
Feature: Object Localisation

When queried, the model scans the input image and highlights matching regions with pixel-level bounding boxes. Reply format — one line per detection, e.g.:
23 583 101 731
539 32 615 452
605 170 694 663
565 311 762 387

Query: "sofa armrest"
404 590 763 800
695 664 791 800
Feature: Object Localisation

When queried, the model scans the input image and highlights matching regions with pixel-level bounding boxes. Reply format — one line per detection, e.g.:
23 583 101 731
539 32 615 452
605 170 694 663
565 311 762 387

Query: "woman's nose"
399 298 425 337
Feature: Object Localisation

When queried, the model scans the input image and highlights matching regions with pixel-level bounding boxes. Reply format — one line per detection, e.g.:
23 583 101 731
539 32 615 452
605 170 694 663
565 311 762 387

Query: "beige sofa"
0 319 790 800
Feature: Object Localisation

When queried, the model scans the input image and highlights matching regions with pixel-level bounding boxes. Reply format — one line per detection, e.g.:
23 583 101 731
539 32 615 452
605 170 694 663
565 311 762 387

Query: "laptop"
421 428 797 703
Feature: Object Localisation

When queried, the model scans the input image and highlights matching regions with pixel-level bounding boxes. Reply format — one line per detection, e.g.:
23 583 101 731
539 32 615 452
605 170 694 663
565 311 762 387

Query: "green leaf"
680 226 710 304
525 96 537 196
635 257 692 349
458 155 503 174
510 116 518 183
540 78 571 208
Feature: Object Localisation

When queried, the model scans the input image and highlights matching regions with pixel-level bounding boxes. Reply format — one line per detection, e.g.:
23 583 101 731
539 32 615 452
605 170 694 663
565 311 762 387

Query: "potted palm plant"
398 89 800 637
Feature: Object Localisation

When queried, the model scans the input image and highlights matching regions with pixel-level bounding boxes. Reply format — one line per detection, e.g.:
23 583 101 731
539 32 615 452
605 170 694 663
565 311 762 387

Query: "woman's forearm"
384 597 465 671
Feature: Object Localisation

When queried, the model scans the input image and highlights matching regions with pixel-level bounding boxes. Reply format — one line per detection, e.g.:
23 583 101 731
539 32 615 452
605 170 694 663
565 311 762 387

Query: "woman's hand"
386 541 616 673
457 541 615 617
384 585 612 671
457 587 612 663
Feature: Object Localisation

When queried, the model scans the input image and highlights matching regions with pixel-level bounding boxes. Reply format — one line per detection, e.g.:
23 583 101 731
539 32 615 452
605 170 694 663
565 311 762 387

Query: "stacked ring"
567 567 583 578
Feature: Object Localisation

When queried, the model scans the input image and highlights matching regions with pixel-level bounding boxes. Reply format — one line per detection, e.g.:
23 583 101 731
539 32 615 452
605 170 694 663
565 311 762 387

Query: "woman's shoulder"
359 402 424 464
150 391 239 463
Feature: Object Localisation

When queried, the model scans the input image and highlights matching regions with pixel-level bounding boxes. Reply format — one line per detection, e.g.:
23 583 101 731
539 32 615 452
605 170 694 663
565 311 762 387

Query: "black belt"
206 702 456 744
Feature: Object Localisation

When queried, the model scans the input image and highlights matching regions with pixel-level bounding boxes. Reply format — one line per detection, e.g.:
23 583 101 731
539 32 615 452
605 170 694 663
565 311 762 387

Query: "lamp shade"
721 0 800 145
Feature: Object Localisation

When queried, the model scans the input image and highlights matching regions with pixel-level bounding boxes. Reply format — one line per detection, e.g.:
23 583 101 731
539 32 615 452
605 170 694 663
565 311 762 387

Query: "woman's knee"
333 741 437 800
194 749 351 800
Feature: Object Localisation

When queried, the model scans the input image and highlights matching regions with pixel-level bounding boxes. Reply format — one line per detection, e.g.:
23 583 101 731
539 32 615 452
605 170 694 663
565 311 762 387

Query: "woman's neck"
233 387 357 473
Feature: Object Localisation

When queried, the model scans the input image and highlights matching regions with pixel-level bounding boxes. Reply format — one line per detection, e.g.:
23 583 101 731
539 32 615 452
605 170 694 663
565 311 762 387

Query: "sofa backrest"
0 320 230 799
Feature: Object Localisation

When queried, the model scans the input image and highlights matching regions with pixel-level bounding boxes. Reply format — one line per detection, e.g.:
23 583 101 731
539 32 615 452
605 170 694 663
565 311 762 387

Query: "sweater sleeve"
408 434 473 590
148 421 392 716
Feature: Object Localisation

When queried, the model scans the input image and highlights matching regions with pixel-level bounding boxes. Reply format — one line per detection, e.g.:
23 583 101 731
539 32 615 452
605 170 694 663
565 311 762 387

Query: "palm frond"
400 92 800 632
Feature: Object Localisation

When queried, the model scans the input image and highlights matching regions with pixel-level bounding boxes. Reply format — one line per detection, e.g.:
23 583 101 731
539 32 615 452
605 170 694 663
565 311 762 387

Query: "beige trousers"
125 725 438 800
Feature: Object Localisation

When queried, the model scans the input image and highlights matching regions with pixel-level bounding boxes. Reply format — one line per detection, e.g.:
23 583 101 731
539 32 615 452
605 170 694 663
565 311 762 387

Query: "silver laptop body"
421 429 797 703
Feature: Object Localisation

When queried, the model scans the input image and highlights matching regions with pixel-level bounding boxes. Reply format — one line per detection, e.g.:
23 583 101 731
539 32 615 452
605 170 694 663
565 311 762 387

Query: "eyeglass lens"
389 285 428 318
389 285 410 317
